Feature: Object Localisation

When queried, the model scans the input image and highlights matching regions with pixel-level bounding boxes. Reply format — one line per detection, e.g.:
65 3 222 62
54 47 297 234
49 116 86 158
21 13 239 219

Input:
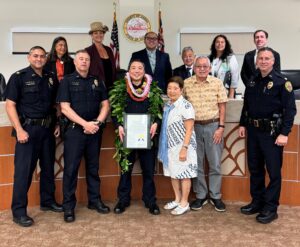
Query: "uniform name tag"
25 81 36 86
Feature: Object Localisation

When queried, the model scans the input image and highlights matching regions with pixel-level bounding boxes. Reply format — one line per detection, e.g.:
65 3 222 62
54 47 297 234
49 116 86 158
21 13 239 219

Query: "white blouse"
210 55 239 89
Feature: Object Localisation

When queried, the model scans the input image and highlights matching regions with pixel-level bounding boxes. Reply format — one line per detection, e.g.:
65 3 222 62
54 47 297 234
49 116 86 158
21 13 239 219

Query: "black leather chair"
0 73 6 101
281 70 300 99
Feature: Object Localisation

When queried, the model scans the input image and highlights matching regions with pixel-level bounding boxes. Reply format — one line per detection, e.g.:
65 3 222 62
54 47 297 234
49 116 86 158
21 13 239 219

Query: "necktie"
187 67 192 77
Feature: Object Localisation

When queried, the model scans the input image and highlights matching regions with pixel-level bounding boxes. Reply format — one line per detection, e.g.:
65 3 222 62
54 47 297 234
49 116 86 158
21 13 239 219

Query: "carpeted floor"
0 201 300 247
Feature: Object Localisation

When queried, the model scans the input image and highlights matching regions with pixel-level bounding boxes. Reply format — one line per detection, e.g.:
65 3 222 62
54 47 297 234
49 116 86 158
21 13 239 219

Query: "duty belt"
67 122 82 129
24 116 53 128
248 118 275 130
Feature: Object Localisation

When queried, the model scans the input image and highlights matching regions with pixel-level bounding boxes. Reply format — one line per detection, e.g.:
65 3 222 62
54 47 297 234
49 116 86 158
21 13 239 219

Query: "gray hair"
194 55 211 66
181 46 194 55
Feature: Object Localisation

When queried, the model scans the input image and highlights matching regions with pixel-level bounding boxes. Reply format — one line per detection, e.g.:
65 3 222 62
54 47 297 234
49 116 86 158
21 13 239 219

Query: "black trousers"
63 127 102 210
12 125 56 217
117 148 156 206
247 126 283 212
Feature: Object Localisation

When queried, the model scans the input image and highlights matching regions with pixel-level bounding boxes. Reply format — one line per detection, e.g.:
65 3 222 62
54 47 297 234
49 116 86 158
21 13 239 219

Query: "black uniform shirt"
5 66 58 119
57 71 108 121
240 69 296 135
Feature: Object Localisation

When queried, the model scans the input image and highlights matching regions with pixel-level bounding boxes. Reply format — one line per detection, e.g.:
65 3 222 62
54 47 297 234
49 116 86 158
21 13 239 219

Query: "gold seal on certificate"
123 113 151 149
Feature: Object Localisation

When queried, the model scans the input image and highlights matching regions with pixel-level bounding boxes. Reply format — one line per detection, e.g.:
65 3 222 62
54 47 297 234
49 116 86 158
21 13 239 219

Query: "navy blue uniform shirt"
56 71 108 121
5 66 58 119
240 69 296 136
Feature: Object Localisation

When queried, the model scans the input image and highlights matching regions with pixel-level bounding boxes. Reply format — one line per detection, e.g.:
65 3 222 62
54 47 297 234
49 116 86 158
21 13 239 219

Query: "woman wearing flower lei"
109 59 163 215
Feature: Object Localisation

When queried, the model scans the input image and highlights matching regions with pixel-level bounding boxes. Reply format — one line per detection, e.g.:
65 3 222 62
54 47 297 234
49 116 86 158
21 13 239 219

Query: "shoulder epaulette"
15 69 26 75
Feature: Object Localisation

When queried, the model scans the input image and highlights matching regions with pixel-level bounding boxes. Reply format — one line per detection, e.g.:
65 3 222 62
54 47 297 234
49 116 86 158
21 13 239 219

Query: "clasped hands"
83 121 101 134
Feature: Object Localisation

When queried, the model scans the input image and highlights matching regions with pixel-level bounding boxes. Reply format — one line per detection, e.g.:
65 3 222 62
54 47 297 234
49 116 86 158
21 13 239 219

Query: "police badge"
94 79 98 87
285 81 293 92
267 81 273 89
49 78 53 85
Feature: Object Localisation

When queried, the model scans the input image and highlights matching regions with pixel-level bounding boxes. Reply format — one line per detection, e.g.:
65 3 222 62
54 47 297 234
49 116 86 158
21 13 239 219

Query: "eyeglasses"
145 37 158 41
195 65 209 70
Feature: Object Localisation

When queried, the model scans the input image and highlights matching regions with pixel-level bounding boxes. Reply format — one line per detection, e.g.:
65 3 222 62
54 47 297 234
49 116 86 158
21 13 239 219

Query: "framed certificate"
123 113 151 149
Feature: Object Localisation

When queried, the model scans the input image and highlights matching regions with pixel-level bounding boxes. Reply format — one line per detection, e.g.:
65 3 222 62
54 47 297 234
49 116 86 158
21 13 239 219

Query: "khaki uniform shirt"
183 75 228 121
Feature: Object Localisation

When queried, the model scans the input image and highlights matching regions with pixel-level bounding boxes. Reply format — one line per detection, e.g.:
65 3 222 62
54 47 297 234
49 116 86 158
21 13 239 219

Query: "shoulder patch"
285 81 293 92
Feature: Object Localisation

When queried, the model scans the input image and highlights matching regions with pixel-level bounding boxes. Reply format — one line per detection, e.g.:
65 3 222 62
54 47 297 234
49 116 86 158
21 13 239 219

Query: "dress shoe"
64 210 75 223
40 202 63 212
148 204 160 215
13 215 34 227
114 202 129 214
256 211 278 224
240 203 262 215
87 200 110 214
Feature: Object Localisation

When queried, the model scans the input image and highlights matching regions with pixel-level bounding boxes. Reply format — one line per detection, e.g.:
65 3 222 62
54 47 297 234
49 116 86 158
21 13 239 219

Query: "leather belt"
195 118 220 125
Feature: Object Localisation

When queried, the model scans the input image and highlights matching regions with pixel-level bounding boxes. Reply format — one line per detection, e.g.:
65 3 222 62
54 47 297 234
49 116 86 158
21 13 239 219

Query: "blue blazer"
130 49 172 93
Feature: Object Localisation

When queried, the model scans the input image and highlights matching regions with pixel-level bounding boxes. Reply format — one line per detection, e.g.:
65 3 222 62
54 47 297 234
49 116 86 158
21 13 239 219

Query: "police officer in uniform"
239 47 296 224
5 46 63 227
57 49 110 223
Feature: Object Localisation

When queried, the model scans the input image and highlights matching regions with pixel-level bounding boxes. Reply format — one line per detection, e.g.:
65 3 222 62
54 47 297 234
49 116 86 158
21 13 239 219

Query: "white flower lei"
125 72 152 98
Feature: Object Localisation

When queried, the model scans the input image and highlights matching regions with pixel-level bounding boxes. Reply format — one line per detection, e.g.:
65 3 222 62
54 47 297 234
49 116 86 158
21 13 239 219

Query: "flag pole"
157 2 165 52
110 1 120 69
113 2 116 19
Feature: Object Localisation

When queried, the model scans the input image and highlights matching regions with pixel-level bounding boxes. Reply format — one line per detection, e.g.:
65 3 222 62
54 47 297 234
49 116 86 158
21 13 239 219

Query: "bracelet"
218 124 225 128
182 144 188 149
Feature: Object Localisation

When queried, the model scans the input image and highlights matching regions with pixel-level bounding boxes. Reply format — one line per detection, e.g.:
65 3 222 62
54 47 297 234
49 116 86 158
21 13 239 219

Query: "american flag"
157 10 165 53
110 11 120 69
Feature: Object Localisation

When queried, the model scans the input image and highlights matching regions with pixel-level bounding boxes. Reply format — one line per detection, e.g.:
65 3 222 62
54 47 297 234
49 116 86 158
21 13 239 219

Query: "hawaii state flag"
157 10 165 52
110 10 120 69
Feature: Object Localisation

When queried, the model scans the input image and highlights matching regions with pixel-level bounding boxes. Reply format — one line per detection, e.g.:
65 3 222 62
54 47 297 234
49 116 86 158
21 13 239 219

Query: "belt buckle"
253 119 259 127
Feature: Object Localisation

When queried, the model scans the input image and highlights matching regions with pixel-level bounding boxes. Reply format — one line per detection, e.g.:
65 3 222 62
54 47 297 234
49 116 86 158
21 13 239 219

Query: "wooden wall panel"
0 185 13 210
0 127 15 155
0 156 14 184
282 153 298 181
285 125 298 152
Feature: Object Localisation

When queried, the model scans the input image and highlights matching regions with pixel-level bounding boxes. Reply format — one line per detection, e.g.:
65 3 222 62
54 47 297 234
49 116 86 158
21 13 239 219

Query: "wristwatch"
182 144 189 149
218 124 225 128
94 120 104 127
